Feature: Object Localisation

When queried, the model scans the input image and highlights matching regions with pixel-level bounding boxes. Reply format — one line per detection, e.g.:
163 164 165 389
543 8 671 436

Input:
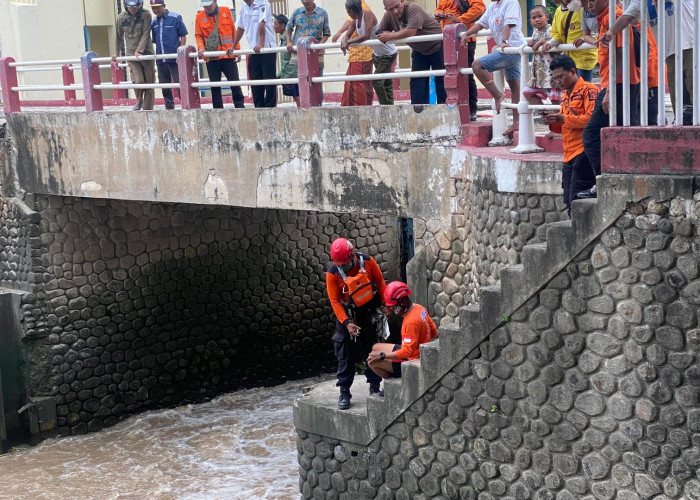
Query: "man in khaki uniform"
113 0 156 110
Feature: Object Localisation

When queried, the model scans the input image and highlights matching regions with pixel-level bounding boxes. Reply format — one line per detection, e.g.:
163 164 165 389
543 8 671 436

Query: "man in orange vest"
326 238 387 410
543 55 599 215
195 0 245 108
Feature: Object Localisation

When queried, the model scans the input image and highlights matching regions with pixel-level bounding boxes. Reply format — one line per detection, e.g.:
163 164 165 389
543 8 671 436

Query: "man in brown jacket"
113 0 156 110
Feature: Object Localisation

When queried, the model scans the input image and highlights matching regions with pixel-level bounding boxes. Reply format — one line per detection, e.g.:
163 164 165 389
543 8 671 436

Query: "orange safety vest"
194 7 240 60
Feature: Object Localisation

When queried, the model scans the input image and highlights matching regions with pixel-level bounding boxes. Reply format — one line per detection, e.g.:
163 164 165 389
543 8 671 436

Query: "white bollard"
489 68 511 146
510 51 543 153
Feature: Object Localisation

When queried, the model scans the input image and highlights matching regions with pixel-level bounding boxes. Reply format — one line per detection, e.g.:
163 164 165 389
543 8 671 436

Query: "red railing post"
62 64 77 105
178 45 200 109
0 57 22 113
110 60 127 104
297 37 322 109
81 51 104 114
443 23 470 130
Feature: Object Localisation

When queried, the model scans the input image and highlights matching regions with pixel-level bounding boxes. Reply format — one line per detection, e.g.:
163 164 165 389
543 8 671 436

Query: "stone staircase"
293 174 689 446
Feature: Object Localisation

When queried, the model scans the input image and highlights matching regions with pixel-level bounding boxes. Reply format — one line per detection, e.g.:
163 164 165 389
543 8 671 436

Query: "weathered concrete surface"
6 106 461 219
602 126 700 174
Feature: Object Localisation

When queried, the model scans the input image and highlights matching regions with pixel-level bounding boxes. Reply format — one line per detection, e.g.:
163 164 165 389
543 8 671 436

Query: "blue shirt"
286 5 330 43
151 10 188 57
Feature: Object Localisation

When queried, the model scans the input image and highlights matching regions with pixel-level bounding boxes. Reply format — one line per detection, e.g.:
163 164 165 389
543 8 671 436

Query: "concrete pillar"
62 64 77 105
110 60 127 104
0 57 21 114
297 37 322 109
178 45 201 110
443 24 471 132
80 52 104 114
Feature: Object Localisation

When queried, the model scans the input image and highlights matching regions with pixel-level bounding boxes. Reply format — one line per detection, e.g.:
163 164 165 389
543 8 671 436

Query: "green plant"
491 404 500 413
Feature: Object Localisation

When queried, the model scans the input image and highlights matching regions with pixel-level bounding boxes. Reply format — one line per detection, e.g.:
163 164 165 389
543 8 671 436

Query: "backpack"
337 255 375 308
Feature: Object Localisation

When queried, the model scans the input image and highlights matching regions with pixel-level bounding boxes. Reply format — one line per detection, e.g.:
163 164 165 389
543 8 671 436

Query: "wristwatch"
379 352 385 360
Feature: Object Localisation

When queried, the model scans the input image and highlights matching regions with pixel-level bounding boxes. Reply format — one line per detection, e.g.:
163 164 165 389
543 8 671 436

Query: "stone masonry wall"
420 178 567 326
4 194 399 434
297 191 700 500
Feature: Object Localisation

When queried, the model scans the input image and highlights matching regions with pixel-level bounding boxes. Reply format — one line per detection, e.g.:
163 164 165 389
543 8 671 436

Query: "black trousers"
157 62 179 109
583 83 640 178
206 58 245 109
410 44 447 105
248 53 277 108
466 40 477 116
562 152 596 212
333 298 382 391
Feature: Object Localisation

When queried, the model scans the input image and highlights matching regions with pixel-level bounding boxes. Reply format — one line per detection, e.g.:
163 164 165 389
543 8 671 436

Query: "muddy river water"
0 377 330 500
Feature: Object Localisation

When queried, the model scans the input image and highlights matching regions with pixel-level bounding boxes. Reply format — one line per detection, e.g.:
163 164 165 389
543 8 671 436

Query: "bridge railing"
3 11 697 153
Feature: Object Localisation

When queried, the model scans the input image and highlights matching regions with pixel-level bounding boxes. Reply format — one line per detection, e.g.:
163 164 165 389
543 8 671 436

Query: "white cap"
200 0 214 5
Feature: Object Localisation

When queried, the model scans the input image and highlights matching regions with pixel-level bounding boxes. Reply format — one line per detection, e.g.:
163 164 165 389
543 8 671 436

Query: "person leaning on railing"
273 13 300 107
435 0 485 120
196 0 246 109
544 0 598 82
377 0 446 105
579 0 641 199
150 0 187 110
340 0 398 105
334 0 375 107
460 0 525 136
114 0 156 111
600 0 695 124
285 0 331 102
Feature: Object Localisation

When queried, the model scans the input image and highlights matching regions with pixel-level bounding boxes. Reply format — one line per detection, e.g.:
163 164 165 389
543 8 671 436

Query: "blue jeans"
156 62 179 109
577 68 593 82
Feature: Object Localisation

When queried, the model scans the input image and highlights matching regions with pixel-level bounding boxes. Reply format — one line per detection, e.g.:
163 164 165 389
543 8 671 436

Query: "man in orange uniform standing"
366 281 437 379
543 55 599 215
435 0 485 120
195 0 245 108
326 238 387 410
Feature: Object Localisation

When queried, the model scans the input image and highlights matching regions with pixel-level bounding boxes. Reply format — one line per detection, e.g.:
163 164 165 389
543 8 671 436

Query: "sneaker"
369 383 384 397
132 102 142 111
338 389 351 410
576 186 598 199
470 113 478 122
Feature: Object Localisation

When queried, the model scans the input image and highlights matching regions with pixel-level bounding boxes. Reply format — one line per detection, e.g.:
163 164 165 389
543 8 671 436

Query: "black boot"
338 388 351 410
369 382 384 397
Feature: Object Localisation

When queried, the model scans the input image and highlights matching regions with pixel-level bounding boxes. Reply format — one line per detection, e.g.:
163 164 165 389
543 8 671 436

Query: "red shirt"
394 304 438 361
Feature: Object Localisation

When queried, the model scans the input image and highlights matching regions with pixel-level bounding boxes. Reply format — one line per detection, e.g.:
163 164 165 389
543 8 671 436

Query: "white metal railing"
604 0 699 126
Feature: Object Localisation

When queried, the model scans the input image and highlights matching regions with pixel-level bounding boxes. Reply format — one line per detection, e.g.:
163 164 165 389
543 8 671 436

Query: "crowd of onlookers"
114 0 694 205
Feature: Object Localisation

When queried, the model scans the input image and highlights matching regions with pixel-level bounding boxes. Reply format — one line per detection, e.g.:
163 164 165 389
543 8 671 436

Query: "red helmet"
383 281 412 306
330 238 354 264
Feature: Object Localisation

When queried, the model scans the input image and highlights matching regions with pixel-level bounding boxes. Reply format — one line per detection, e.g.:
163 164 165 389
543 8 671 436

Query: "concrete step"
513 131 564 153
478 285 504 333
521 242 549 276
459 303 482 332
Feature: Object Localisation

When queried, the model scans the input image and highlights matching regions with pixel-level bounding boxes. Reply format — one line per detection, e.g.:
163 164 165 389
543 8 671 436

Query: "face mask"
568 0 582 11
338 258 354 273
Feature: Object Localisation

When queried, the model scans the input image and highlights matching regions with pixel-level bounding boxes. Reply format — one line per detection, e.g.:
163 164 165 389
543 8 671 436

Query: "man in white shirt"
460 0 526 136
232 0 278 107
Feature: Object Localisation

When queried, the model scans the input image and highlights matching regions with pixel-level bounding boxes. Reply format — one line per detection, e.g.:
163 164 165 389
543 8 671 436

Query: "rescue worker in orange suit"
195 0 245 108
435 0 485 121
367 281 438 379
326 238 387 410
